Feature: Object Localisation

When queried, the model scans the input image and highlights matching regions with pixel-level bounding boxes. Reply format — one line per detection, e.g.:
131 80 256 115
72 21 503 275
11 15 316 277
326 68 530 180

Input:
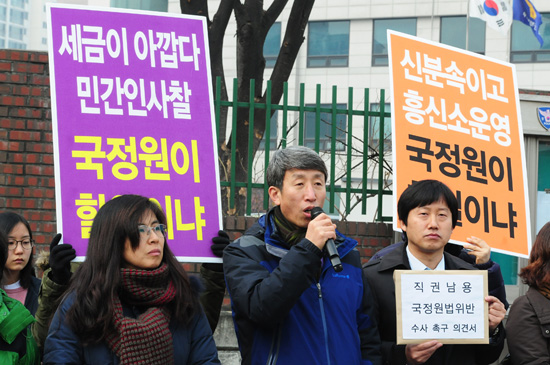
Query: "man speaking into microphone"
223 146 381 365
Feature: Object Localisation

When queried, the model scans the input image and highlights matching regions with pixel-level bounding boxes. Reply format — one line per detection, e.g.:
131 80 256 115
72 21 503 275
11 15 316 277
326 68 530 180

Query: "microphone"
310 207 343 272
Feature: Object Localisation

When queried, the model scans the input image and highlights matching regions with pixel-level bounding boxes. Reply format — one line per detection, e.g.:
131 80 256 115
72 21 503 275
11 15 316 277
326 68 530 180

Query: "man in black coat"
363 179 506 365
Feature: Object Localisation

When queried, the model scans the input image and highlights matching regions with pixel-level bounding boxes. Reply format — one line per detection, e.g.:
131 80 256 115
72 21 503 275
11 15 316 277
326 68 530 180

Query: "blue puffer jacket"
43 292 220 364
223 208 382 365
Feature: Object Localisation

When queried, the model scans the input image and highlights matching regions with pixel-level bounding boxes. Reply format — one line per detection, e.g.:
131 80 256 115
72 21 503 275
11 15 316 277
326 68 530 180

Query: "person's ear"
268 186 282 206
399 219 407 233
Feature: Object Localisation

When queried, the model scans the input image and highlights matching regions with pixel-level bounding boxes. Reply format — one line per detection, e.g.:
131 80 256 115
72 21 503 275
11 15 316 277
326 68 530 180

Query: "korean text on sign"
389 30 530 257
48 5 222 261
395 270 489 344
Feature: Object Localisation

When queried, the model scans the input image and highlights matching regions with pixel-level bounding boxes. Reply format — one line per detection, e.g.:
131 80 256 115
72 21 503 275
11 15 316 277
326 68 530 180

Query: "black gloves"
211 230 230 257
49 233 76 285
203 230 230 272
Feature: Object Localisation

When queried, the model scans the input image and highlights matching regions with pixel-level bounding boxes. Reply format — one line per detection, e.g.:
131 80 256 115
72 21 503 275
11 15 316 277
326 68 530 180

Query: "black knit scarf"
106 263 176 365
272 206 307 247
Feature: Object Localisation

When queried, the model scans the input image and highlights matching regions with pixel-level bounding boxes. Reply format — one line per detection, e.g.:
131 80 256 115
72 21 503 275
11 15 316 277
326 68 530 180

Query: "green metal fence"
215 77 393 222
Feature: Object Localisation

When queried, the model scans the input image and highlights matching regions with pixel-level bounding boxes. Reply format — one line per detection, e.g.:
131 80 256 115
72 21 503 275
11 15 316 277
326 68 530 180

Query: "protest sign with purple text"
47 4 222 262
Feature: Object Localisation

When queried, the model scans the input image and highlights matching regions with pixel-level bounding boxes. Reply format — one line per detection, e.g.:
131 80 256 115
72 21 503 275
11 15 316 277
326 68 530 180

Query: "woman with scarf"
43 194 220 364
0 229 40 364
0 212 75 354
506 221 550 364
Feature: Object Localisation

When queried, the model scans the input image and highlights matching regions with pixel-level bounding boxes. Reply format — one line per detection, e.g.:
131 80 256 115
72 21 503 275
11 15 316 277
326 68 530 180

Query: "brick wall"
0 50 394 273
0 50 55 249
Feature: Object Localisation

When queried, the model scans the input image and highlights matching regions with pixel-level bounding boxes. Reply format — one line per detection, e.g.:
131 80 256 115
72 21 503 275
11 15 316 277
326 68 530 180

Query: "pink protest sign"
47 4 222 262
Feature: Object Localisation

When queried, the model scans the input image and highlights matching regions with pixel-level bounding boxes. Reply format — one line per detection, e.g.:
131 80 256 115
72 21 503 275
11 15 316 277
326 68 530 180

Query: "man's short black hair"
397 179 459 228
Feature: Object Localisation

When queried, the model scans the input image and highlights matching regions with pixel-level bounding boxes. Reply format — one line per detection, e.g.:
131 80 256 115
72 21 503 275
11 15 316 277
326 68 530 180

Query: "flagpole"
505 0 511 62
431 0 435 41
506 20 511 63
466 0 470 51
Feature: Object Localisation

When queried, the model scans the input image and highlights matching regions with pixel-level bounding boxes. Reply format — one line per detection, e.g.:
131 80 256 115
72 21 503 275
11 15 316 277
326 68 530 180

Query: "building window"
304 104 346 151
264 22 281 68
491 251 518 285
372 18 416 67
369 103 391 151
9 25 25 40
11 0 26 9
440 16 485 54
510 12 550 63
259 112 278 150
9 9 27 25
8 40 25 49
110 0 167 12
307 21 349 68
536 141 550 232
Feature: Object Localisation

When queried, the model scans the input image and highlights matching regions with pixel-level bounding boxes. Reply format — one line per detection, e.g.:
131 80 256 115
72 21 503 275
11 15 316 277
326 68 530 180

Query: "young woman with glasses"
44 194 220 364
0 229 40 364
0 212 41 315
0 212 76 355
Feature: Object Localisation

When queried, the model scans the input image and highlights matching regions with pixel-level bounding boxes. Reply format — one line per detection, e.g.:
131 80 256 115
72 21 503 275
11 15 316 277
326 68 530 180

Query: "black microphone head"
310 207 324 220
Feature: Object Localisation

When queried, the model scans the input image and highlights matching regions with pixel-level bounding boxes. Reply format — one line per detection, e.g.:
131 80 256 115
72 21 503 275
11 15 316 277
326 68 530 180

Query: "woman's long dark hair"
64 194 199 344
0 212 35 288
0 231 9 281
520 221 550 289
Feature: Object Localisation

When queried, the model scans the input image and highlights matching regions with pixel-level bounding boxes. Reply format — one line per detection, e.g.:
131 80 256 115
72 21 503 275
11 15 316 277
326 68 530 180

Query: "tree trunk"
181 0 315 216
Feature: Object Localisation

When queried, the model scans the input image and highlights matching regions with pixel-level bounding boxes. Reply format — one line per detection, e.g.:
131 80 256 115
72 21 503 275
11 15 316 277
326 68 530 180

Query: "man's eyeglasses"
138 224 166 239
8 239 35 251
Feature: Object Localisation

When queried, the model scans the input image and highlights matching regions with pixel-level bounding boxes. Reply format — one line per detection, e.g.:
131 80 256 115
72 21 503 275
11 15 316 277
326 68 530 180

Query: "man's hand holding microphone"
307 207 343 272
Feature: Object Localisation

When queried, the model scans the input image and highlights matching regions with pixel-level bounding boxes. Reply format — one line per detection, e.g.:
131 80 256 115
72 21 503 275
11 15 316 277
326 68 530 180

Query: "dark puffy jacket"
43 292 220 364
24 276 41 316
223 209 382 365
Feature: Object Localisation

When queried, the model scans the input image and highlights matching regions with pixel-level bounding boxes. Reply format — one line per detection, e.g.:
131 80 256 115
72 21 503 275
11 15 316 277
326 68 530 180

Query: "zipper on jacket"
317 282 331 365
266 324 282 365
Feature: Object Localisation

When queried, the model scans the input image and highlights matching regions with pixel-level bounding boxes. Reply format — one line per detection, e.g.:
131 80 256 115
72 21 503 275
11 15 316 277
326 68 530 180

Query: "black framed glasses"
8 239 35 251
